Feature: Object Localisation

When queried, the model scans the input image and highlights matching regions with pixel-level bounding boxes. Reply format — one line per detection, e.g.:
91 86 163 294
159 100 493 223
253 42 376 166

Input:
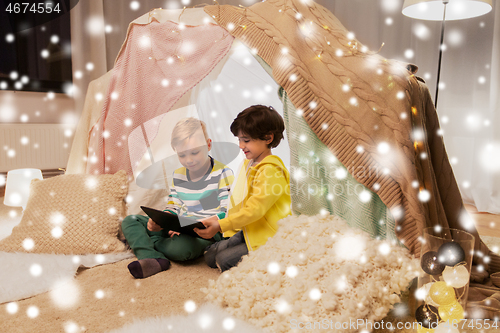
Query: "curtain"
69 0 107 115
70 0 500 212
317 0 500 213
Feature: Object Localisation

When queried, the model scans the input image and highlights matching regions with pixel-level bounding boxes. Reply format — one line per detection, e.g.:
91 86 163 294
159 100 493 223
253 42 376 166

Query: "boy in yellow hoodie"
195 105 291 272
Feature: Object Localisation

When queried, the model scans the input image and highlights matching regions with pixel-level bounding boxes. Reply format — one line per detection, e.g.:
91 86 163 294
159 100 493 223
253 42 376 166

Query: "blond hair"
170 117 209 150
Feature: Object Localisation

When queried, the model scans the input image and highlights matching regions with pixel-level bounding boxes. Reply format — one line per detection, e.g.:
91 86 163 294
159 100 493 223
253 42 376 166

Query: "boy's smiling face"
174 130 212 175
237 131 272 162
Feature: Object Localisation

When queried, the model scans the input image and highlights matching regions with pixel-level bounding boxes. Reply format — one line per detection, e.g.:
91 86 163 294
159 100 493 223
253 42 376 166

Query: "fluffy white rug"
0 251 133 304
108 303 264 333
204 214 418 333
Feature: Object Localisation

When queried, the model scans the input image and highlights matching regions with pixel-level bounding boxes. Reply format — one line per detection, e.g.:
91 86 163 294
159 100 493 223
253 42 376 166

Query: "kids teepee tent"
66 0 500 317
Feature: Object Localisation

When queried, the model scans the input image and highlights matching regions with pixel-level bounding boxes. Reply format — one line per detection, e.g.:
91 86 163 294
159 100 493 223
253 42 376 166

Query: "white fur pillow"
203 214 418 333
0 171 128 254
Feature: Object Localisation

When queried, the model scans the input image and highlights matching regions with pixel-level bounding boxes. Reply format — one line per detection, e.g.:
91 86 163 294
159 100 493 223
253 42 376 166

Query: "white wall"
0 90 76 172
0 90 76 124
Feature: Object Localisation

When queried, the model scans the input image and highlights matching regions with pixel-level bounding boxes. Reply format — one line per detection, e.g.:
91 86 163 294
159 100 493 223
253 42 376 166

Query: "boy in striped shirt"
122 118 234 278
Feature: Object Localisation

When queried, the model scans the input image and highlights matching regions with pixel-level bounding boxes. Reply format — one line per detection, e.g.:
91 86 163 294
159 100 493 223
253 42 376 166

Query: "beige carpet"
1 201 500 332
1 256 221 333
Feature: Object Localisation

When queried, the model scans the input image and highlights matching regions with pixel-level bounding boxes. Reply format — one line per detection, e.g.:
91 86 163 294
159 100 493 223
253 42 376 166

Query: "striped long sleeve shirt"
165 157 234 219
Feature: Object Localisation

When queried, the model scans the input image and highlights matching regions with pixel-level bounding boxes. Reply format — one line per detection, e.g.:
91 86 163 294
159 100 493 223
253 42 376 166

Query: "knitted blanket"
203 0 498 270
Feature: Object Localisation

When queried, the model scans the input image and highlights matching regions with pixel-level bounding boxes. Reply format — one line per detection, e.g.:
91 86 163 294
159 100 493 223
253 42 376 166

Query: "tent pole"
435 0 448 110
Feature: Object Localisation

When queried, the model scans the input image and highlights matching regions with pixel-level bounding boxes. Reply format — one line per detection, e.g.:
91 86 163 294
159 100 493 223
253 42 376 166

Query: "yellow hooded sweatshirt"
218 155 291 251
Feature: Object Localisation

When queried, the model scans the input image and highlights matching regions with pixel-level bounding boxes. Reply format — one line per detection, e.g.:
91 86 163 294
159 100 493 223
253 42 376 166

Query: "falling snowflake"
95 254 105 264
381 0 400 12
86 16 105 36
130 1 140 10
95 289 105 299
63 321 80 333
50 212 66 225
418 189 431 202
335 168 347 179
286 265 298 278
404 49 414 59
30 263 43 277
198 313 212 329
413 23 431 40
275 299 291 314
359 190 372 203
447 29 464 47
377 142 390 154
185 300 196 313
335 235 366 260
5 33 15 42
26 306 39 318
267 262 280 274
22 238 35 251
86 177 98 189
378 242 391 255
6 302 18 314
309 288 322 300
51 226 63 238
222 317 235 330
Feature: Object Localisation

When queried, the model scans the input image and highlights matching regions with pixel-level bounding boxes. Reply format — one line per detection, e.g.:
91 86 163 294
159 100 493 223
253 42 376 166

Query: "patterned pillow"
0 171 128 254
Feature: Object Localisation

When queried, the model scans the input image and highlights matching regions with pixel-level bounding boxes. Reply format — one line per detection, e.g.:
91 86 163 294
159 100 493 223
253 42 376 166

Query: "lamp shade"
3 168 43 209
402 0 492 21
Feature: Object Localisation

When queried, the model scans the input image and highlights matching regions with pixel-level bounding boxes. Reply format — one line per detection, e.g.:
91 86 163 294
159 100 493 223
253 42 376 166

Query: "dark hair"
230 105 285 148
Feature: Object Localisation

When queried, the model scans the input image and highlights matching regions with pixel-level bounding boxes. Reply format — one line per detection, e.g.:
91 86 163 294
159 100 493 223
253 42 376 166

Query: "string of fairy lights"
138 0 443 229
131 0 484 325
142 0 433 209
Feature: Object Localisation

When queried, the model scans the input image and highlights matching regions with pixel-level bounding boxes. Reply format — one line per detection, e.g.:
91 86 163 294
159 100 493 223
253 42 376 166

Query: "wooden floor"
465 204 500 238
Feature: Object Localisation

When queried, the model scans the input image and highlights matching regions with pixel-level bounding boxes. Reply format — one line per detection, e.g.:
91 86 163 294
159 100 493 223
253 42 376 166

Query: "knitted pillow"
0 171 128 254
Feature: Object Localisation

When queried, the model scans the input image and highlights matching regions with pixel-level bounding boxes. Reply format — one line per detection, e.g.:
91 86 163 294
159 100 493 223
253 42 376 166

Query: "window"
0 0 73 93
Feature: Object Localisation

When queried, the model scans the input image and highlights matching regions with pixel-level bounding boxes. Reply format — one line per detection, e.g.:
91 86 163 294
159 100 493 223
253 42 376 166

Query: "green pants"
122 214 219 261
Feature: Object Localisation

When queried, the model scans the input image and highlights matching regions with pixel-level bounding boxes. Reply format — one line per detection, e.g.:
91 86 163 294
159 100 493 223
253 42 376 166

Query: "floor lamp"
402 0 493 109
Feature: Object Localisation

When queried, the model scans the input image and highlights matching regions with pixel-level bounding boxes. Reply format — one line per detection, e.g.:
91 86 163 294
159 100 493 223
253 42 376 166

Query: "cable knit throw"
87 19 234 176
203 0 499 271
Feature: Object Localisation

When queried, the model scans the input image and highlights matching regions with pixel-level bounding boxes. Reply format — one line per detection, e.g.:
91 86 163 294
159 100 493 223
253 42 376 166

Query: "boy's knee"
214 252 234 272
204 246 218 269
157 236 200 262
121 215 139 234
165 250 193 262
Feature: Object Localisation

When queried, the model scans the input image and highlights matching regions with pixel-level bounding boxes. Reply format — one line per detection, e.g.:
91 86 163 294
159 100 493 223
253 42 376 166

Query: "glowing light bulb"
442 265 469 289
429 281 456 306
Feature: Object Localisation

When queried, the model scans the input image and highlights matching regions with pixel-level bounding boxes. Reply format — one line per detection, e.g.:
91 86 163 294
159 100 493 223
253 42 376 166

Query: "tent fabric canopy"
203 0 498 266
67 8 292 215
65 0 500 318
86 19 234 176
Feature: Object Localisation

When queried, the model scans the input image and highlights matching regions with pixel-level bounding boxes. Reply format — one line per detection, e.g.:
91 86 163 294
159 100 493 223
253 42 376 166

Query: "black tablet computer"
140 206 207 239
